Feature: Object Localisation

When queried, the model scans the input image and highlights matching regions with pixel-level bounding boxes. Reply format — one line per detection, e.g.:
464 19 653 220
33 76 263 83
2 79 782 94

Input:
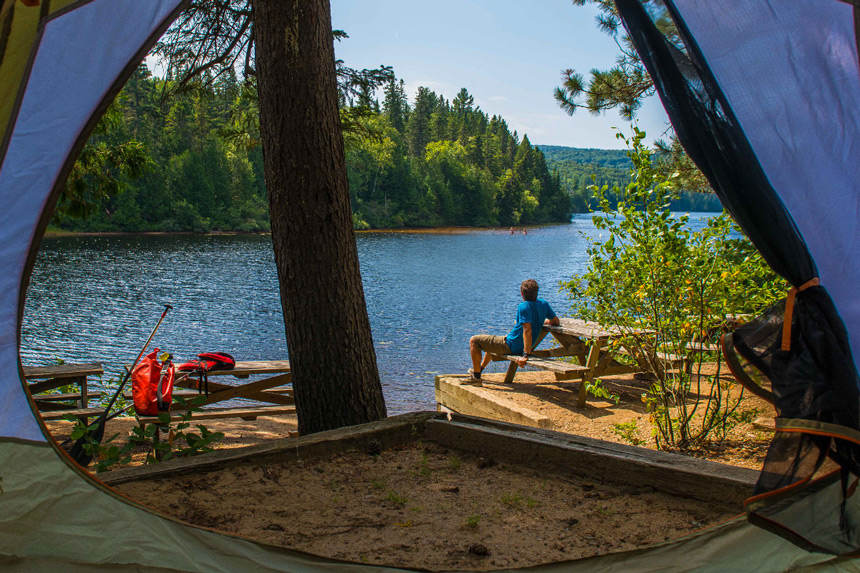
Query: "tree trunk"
251 0 387 434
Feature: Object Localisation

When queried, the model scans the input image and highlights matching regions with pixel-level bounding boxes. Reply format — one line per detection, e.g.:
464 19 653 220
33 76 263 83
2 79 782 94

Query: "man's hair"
521 279 539 301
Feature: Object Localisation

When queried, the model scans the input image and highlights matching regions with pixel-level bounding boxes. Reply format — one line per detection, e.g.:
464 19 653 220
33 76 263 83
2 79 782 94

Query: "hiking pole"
68 304 173 465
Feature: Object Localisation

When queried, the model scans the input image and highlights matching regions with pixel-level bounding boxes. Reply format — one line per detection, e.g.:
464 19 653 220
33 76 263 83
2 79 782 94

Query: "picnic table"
490 318 681 407
23 362 105 420
137 360 295 424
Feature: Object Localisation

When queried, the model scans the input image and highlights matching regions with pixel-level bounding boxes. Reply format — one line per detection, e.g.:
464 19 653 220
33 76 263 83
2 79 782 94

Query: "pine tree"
406 86 436 157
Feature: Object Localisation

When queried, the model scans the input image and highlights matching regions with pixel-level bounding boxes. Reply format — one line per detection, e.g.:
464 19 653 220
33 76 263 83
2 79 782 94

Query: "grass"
465 514 481 528
448 454 461 472
500 491 524 508
386 491 409 507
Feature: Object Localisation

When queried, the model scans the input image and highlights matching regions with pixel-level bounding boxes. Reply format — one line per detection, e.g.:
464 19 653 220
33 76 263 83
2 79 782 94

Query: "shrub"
563 128 785 449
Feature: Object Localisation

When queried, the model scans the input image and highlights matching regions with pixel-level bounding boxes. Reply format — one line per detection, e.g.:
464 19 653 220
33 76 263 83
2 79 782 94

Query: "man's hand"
517 355 528 367
546 316 560 326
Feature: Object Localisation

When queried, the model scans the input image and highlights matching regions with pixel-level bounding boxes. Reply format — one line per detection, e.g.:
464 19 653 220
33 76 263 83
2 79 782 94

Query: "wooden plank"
497 355 590 375
23 362 104 380
28 375 85 395
123 388 292 401
202 360 291 377
33 392 103 402
137 405 296 424
40 407 103 421
434 376 552 429
687 342 720 352
173 373 292 407
545 318 617 339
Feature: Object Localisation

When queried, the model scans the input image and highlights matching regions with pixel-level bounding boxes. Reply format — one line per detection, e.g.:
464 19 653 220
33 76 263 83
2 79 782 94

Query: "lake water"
20 213 714 414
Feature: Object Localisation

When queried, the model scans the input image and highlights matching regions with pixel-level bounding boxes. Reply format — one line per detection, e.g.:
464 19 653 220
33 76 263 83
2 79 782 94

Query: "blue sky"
330 0 670 149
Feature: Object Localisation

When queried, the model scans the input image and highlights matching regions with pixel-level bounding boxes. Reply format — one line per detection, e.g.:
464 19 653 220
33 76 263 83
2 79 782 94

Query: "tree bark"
251 0 386 434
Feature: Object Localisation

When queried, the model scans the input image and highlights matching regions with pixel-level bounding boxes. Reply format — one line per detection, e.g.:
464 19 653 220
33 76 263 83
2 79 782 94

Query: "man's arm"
517 323 533 367
546 316 560 326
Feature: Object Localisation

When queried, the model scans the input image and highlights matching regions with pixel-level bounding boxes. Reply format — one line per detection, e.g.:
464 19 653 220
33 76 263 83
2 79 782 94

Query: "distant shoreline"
42 222 571 238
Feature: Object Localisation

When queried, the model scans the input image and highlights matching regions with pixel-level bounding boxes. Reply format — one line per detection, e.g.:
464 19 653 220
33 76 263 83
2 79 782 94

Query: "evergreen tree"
406 86 436 157
382 77 409 134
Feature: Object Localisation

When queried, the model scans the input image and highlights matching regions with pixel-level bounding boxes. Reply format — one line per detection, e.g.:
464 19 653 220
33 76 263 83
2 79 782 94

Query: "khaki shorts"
472 334 511 356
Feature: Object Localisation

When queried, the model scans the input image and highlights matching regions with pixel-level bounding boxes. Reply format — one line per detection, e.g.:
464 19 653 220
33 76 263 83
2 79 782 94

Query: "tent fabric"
0 0 187 443
614 0 860 555
0 0 848 568
0 438 844 572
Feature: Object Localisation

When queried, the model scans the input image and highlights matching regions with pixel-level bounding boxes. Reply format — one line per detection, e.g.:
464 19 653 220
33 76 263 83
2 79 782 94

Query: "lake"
21 213 714 414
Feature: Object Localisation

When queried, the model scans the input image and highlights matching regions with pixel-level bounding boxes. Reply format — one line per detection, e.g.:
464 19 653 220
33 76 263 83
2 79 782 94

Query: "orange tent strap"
781 277 820 352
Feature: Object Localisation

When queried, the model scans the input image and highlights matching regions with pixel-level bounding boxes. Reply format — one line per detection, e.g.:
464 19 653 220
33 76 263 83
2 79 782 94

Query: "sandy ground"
42 364 770 570
113 440 737 571
463 364 774 470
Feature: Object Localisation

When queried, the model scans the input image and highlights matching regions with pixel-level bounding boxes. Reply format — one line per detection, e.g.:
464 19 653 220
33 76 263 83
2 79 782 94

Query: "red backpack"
132 348 175 416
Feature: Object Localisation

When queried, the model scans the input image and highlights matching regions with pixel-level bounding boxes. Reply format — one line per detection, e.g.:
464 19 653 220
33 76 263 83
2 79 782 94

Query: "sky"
330 0 671 150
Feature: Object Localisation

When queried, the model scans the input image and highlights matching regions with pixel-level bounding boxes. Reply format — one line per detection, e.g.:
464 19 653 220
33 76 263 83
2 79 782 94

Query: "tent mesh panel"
616 0 860 555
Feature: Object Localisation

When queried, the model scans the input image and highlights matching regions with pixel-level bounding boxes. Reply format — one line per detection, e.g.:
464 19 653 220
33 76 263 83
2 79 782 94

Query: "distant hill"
537 145 632 170
535 144 723 213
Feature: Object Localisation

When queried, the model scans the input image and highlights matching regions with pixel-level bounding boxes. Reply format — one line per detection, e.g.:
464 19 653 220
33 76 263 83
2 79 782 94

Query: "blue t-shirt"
506 298 557 355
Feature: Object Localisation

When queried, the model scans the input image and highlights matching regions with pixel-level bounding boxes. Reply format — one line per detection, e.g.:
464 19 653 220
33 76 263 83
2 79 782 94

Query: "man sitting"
467 278 560 386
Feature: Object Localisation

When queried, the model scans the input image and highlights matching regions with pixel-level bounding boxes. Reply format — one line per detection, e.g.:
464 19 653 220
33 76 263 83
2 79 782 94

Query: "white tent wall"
671 0 860 370
0 0 848 569
0 0 185 441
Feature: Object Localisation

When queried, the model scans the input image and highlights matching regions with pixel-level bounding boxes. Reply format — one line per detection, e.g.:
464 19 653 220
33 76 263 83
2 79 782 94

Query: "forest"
56 66 574 232
55 63 723 234
539 146 722 213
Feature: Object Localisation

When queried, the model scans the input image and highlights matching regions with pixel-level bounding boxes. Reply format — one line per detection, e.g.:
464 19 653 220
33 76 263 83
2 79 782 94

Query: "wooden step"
33 392 103 402
616 347 686 366
137 405 297 424
40 407 104 421
499 355 591 375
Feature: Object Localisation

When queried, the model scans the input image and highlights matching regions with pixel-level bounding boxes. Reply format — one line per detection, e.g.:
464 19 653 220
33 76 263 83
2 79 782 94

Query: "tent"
0 0 854 570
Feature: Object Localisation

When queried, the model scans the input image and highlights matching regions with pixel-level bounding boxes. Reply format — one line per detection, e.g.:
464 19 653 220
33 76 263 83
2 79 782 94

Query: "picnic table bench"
24 362 105 420
490 318 685 407
136 360 295 427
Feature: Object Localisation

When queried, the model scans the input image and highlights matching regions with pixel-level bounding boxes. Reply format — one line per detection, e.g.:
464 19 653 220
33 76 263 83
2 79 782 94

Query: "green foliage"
584 378 620 405
541 145 722 213
57 101 151 222
57 64 573 232
447 453 461 472
563 128 785 449
56 65 269 233
465 514 482 528
556 1 712 195
347 85 573 229
611 420 646 446
64 395 224 472
386 491 409 507
500 491 524 507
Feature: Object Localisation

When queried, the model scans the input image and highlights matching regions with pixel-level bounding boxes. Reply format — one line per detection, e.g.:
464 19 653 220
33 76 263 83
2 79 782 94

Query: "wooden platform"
435 375 551 429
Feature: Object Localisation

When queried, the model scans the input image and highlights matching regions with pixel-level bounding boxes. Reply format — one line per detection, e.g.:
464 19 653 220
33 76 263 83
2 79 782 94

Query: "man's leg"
469 336 484 374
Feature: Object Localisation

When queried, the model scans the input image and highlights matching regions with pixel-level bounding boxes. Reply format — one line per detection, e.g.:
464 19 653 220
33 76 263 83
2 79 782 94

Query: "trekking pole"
67 304 173 465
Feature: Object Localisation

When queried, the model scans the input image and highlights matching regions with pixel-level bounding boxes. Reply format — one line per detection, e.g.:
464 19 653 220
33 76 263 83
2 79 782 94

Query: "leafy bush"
563 128 785 449
65 395 224 472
